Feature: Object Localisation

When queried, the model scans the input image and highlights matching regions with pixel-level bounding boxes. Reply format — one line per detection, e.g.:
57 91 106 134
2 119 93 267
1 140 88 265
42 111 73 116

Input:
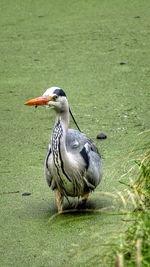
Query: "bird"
24 87 103 212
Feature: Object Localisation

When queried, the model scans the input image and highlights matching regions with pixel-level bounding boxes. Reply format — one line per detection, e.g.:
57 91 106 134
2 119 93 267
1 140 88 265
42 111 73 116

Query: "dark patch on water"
38 15 45 18
22 192 32 196
120 61 127 65
97 133 107 140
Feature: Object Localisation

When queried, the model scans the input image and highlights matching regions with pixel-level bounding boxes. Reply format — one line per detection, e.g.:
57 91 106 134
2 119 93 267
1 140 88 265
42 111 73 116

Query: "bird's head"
24 87 68 113
24 86 81 132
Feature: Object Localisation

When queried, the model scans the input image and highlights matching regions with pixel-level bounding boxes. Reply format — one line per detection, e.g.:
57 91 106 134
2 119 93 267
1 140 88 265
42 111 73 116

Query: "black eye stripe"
53 88 66 97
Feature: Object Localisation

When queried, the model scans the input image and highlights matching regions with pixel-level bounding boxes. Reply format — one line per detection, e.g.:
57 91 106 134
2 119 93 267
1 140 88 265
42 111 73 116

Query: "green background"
0 0 149 266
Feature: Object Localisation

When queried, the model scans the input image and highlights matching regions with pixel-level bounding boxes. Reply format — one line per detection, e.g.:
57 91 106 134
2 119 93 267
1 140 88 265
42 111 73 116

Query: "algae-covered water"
0 1 150 266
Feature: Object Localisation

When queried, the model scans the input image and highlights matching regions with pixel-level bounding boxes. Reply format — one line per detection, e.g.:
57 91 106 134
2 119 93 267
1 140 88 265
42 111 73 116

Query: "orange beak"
24 96 52 106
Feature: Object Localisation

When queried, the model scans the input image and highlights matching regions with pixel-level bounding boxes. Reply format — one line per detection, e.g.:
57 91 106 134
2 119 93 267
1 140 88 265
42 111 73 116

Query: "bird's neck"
57 110 70 134
52 111 69 160
52 111 80 196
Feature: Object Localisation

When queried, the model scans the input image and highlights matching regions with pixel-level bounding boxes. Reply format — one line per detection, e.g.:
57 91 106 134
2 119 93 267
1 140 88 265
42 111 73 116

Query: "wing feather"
44 128 103 192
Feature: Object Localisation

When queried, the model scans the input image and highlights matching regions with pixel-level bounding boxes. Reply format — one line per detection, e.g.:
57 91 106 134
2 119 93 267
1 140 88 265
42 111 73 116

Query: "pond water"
0 1 150 266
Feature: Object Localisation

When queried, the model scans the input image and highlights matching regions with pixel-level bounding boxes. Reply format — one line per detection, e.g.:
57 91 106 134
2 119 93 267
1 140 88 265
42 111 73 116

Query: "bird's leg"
55 190 64 213
81 192 89 206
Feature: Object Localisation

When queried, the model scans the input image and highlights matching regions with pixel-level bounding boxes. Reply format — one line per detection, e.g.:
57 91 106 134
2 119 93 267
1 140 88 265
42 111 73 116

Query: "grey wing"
66 129 103 189
45 129 103 190
66 129 87 152
86 150 103 188
66 129 99 153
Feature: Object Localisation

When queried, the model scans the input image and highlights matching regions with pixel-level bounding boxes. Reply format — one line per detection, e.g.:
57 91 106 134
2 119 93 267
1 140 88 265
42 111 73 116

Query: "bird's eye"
53 95 58 101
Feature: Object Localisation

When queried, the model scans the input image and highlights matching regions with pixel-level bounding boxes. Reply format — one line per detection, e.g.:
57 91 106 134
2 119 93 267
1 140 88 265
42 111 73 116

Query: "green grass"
112 144 150 267
0 0 150 266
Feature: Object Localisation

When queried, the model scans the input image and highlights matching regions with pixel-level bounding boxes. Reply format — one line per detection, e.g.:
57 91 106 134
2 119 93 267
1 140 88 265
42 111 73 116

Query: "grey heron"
25 87 103 212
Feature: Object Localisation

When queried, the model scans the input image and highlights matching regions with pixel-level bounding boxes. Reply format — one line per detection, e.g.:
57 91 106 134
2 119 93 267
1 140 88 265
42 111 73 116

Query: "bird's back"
66 129 103 188
66 129 100 155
